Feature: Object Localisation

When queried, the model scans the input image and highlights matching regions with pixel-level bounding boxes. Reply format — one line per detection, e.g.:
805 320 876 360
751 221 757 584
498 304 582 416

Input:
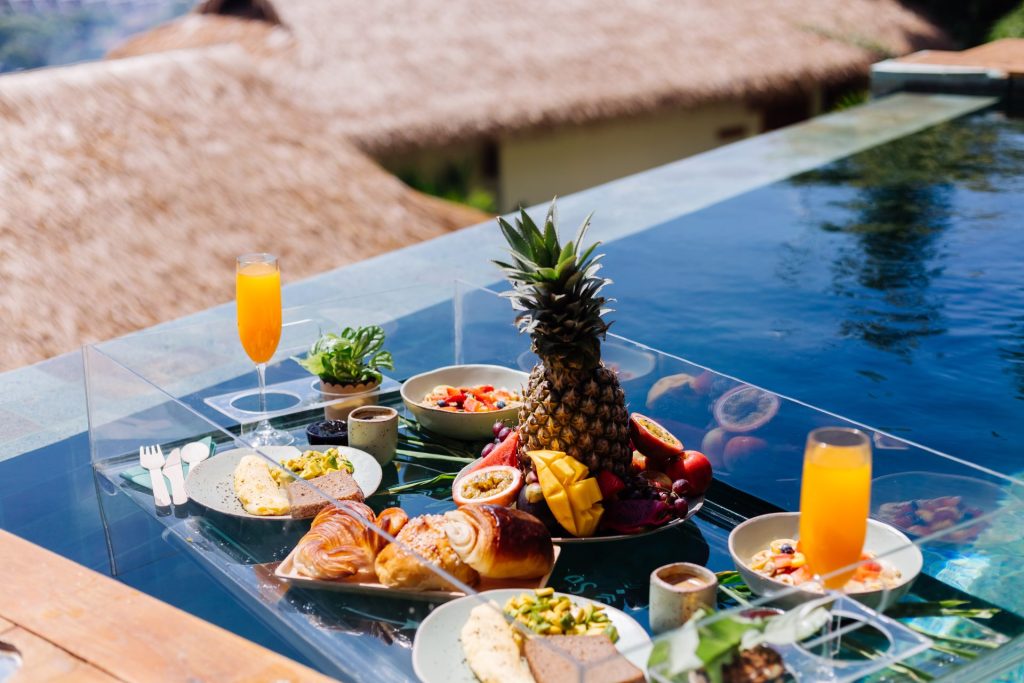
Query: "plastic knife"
162 447 188 505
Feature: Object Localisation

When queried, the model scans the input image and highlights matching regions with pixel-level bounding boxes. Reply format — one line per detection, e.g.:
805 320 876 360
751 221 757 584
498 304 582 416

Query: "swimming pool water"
604 110 1024 480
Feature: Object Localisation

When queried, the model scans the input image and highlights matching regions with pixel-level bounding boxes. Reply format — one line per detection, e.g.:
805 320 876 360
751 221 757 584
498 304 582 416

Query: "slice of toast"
524 634 644 683
286 469 364 519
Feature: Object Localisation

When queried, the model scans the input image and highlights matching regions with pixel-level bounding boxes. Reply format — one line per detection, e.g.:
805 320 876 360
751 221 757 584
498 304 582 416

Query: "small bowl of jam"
306 419 349 446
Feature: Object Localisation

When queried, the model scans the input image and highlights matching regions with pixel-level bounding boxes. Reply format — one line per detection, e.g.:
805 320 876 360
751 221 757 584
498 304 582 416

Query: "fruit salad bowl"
729 512 922 610
401 365 529 440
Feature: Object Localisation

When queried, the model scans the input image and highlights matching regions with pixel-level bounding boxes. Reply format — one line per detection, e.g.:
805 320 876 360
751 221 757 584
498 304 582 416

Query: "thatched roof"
0 47 489 370
112 0 949 155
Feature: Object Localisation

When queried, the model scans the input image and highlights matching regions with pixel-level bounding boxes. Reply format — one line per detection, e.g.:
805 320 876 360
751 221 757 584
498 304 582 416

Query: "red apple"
666 450 712 495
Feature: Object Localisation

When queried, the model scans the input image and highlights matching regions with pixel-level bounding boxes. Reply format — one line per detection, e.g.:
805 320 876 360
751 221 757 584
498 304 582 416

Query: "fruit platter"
453 418 708 543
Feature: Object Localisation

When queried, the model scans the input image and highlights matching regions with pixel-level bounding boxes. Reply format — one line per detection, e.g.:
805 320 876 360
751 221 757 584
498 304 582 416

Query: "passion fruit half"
452 465 522 507
629 413 684 466
712 386 780 433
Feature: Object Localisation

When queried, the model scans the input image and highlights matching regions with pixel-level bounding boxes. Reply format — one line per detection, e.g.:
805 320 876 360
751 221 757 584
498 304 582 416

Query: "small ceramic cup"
649 562 719 634
347 406 399 466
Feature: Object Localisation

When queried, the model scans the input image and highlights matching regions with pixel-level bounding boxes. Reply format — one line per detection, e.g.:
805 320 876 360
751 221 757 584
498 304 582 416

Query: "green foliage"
830 89 869 112
295 326 394 385
910 0 1018 47
398 163 496 213
990 2 1024 40
493 199 612 369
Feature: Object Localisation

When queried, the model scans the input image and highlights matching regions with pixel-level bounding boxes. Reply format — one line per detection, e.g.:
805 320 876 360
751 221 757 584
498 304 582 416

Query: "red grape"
671 479 693 497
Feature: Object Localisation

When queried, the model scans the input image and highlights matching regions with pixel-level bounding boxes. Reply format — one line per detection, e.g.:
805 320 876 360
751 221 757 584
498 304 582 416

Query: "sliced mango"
567 478 603 509
546 489 576 535
528 450 564 467
526 449 604 537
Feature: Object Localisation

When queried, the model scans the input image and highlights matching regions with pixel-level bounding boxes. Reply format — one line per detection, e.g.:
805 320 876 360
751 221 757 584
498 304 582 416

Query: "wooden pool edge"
0 529 337 682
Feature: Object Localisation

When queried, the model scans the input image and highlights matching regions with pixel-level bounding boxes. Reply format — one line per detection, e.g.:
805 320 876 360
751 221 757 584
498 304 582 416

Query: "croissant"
374 514 479 590
292 503 408 581
443 504 554 579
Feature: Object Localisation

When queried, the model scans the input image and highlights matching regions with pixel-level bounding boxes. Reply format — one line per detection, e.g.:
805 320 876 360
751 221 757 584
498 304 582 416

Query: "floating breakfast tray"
275 545 561 602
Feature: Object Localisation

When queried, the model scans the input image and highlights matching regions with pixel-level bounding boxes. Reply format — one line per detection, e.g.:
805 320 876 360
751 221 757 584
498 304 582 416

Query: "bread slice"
286 470 364 519
525 635 644 683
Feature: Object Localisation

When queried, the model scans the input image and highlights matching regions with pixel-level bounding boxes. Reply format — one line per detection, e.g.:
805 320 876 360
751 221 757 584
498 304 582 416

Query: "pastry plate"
274 545 561 602
186 445 383 520
412 588 651 683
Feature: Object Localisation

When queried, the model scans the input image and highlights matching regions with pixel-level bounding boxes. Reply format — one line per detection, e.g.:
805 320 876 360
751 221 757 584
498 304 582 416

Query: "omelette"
460 603 535 683
233 455 290 516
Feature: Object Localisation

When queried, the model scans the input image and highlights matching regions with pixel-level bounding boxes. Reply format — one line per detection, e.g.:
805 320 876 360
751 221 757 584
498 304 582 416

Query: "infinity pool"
605 109 1024 480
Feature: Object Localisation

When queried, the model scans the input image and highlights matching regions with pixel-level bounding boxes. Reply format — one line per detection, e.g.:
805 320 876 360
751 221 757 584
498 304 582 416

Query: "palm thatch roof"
0 47 488 370
112 0 949 155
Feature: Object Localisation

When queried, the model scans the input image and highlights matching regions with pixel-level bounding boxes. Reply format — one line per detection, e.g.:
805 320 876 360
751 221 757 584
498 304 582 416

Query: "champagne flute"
236 253 293 447
799 427 872 589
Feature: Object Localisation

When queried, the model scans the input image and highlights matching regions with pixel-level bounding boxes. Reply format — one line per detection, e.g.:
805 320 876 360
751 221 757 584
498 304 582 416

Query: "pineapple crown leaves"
493 199 614 369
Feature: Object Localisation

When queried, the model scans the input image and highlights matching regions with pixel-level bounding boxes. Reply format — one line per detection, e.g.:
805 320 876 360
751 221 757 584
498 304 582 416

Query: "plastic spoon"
181 441 211 477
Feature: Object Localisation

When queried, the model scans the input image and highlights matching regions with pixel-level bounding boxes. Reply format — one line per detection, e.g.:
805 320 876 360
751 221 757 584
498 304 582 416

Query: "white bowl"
401 364 528 440
728 511 922 610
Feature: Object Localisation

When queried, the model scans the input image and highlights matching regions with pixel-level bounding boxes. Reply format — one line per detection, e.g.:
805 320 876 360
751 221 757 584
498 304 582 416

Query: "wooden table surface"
0 530 338 683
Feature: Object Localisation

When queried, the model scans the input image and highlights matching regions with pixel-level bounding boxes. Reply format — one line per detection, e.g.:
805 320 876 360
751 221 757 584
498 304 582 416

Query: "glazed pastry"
374 514 480 590
443 504 554 579
292 503 407 581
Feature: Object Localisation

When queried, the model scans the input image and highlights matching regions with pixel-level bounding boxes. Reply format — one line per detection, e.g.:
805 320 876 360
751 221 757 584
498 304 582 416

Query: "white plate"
275 546 561 602
412 589 651 683
185 445 383 520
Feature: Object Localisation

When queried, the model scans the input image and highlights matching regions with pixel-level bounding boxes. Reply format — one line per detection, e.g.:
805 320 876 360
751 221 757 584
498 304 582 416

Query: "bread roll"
374 514 479 590
443 504 554 579
292 503 407 581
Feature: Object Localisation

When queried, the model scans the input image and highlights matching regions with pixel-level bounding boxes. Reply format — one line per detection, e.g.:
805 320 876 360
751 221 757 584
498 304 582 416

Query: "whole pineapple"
494 200 631 477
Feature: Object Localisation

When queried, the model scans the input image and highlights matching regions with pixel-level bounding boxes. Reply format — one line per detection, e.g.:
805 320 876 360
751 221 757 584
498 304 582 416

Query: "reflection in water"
999 313 1024 401
791 118 1011 357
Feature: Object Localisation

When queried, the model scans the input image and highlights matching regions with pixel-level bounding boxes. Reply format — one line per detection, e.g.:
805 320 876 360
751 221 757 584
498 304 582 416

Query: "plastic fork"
140 445 171 507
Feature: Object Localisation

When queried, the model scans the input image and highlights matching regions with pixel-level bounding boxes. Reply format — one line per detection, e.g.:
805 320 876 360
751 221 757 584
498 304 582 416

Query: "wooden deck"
0 530 337 682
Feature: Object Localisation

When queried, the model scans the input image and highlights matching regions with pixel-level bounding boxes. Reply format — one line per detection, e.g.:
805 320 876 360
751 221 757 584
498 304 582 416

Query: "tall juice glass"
799 427 871 588
236 253 293 447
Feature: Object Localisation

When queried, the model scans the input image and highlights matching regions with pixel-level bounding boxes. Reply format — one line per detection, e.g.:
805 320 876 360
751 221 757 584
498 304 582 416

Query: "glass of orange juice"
799 427 872 589
237 253 293 447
